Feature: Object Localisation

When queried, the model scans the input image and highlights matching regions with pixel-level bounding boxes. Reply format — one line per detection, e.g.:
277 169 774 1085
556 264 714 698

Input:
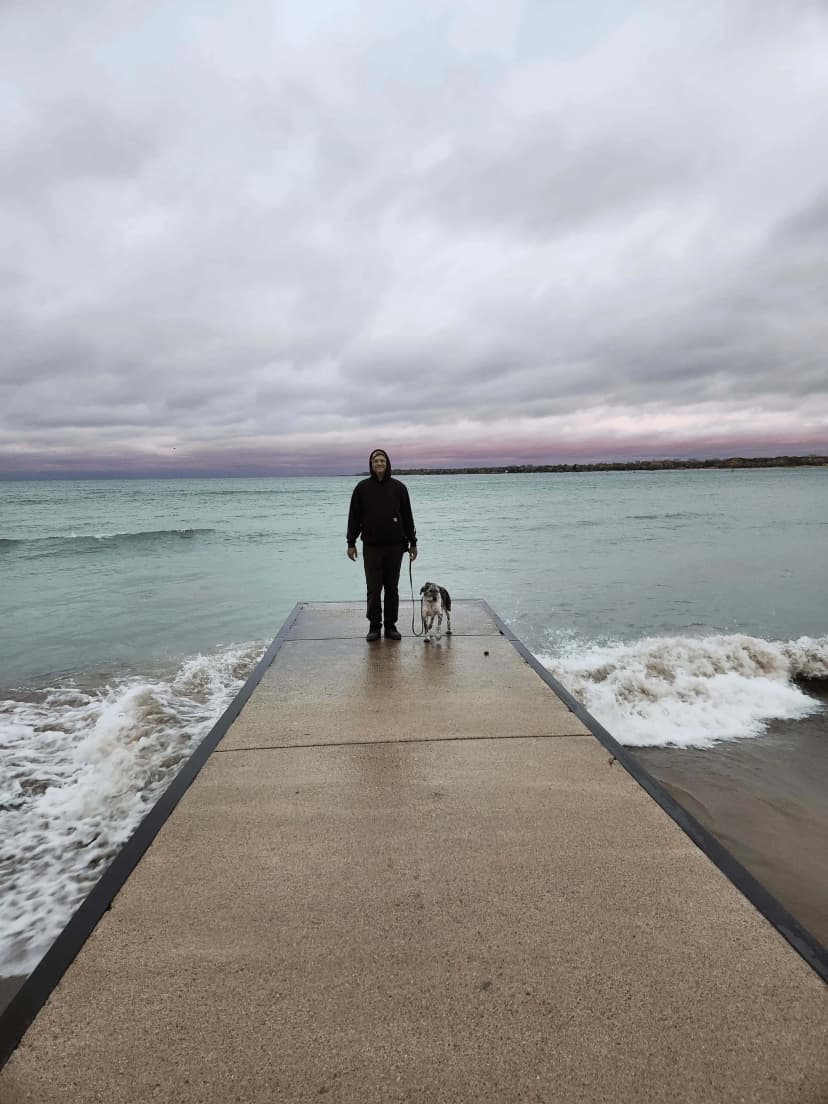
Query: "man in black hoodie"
347 448 418 641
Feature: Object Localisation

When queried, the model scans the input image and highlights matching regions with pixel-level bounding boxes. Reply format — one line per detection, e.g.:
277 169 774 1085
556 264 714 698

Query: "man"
347 448 418 641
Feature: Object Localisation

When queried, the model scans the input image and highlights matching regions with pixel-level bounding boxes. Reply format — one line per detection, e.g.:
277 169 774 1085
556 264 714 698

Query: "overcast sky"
2 0 827 476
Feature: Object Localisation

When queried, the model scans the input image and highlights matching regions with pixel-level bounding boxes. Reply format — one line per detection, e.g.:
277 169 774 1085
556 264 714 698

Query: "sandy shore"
633 680 828 948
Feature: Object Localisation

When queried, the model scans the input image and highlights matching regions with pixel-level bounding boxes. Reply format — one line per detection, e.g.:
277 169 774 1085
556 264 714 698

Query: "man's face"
371 453 387 479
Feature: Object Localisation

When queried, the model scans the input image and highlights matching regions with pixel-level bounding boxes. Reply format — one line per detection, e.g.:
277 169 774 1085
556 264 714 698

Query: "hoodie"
347 449 417 548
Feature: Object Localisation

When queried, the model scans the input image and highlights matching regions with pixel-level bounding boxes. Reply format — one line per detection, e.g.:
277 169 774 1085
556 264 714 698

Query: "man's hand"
347 545 358 562
409 546 418 562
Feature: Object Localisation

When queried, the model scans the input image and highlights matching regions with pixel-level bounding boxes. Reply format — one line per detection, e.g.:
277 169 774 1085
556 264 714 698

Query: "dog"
419 581 452 641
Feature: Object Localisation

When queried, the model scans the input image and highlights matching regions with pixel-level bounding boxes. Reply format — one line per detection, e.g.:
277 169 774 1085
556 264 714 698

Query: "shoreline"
3 454 828 482
395 456 828 475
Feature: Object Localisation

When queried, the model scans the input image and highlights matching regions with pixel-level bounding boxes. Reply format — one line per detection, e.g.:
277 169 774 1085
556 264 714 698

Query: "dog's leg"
446 608 452 635
435 610 443 640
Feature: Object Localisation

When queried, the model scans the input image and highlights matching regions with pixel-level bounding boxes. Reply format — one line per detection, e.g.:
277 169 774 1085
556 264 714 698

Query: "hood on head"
368 448 392 479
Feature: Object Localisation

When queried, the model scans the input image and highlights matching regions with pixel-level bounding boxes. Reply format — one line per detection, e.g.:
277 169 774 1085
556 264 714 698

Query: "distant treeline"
393 456 828 475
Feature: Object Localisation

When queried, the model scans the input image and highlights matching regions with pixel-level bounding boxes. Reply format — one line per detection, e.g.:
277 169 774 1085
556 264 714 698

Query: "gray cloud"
3 100 160 204
408 129 707 238
2 0 827 474
773 189 828 244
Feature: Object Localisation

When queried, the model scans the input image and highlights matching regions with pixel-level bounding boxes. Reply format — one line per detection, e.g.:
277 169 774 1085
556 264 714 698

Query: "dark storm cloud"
1 0 827 475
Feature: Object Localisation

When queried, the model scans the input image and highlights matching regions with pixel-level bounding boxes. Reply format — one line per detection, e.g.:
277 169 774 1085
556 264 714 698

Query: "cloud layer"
2 0 827 475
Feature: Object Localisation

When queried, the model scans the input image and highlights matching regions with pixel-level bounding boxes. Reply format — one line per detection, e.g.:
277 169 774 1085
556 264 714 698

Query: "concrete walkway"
1 602 826 1102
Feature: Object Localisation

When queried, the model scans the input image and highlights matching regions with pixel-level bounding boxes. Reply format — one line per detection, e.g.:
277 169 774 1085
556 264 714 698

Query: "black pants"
362 543 406 627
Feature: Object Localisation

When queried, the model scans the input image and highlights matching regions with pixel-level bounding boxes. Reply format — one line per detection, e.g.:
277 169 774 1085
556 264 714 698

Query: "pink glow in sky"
2 1 827 478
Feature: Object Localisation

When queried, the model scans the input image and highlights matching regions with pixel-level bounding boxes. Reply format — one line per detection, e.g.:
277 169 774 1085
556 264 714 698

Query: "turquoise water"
2 469 827 979
3 469 827 689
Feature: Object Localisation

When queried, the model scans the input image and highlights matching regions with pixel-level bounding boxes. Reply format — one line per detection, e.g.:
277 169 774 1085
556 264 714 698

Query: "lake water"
1 469 826 985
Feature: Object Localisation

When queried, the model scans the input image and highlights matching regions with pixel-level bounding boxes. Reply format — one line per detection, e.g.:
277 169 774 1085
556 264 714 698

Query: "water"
1 469 827 981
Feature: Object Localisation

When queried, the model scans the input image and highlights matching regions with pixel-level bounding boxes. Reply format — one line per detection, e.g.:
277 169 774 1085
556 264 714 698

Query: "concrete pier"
1 601 826 1102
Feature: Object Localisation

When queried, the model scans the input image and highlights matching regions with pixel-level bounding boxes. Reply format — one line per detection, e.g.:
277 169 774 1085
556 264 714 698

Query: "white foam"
539 633 827 750
0 642 264 977
3 630 825 979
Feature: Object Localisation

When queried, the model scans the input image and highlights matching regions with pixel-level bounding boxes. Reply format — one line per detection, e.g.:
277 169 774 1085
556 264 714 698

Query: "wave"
2 528 216 557
540 633 828 750
3 627 825 976
201 487 282 496
0 641 264 976
624 512 712 522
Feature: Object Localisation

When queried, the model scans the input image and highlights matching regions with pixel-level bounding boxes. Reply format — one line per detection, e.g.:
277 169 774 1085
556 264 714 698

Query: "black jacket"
347 449 417 549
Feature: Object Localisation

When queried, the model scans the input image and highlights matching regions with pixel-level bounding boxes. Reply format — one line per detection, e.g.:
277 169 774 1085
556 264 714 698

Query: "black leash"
409 554 425 636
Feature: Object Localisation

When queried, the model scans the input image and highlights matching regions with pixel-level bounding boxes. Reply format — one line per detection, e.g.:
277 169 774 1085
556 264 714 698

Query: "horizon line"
2 452 828 481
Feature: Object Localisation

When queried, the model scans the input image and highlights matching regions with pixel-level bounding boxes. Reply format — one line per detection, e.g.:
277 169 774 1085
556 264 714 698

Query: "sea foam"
3 629 826 980
542 633 827 749
0 642 263 977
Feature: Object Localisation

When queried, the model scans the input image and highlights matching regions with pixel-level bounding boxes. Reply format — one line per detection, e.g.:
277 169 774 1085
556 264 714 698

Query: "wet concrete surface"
2 603 826 1103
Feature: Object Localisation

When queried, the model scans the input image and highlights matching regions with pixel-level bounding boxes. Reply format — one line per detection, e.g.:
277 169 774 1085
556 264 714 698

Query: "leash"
408 554 425 636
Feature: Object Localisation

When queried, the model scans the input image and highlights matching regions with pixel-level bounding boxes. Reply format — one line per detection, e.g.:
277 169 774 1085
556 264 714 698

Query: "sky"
2 0 828 477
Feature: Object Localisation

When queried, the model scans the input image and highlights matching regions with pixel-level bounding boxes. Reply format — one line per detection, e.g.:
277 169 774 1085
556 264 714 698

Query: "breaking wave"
0 641 264 976
541 633 828 749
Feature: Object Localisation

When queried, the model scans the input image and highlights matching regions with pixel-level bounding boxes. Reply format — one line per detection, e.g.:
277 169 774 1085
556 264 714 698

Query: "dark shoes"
366 625 401 641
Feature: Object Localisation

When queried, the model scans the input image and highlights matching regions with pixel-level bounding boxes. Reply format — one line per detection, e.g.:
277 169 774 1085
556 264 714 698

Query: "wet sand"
633 680 828 949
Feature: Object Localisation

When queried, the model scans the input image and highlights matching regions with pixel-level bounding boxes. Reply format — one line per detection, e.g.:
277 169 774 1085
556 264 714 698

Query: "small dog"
419 581 452 641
